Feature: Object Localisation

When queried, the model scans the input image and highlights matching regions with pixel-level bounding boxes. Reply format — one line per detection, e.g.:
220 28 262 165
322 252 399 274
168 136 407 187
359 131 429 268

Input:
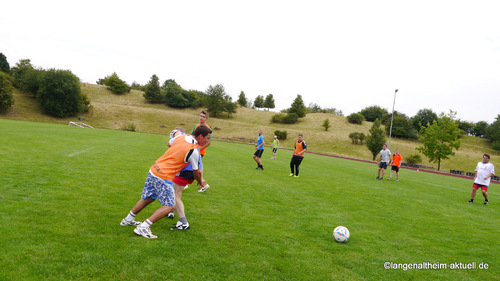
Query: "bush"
282 112 299 124
38 69 82 117
121 122 136 132
0 72 14 112
405 154 422 164
104 73 130 94
491 141 500 151
271 113 284 123
274 130 287 140
349 132 360 144
347 113 365 124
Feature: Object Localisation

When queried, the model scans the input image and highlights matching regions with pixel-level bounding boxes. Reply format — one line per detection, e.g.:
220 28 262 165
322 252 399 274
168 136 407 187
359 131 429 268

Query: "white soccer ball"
333 226 350 243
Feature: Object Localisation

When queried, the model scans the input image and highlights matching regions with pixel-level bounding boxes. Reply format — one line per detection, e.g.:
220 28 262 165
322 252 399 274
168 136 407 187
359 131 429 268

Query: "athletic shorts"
272 148 278 153
391 166 400 172
379 162 388 169
173 175 195 186
473 183 488 191
142 171 175 206
254 149 264 158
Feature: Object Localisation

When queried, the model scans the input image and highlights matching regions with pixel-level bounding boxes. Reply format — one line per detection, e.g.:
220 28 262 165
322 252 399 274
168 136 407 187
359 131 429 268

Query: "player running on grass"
388 149 403 181
469 153 495 205
120 125 211 239
289 134 307 178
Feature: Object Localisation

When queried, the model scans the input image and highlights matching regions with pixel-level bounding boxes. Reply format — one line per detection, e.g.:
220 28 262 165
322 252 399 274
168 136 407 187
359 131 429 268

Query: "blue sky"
2 0 499 123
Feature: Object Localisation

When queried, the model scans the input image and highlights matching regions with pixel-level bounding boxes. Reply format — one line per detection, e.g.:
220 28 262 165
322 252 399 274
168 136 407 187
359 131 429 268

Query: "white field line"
68 146 98 157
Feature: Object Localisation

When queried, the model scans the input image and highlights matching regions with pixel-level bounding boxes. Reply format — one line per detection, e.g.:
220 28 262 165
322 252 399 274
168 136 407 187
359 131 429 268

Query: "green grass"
1 119 499 280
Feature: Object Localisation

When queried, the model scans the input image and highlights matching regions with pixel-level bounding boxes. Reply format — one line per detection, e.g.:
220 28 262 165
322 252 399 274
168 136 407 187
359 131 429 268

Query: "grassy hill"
2 83 498 173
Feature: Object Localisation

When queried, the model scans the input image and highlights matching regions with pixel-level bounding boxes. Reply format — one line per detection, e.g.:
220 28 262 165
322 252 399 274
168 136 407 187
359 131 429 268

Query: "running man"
469 153 495 205
376 144 391 180
120 125 212 239
271 135 279 159
289 134 307 178
388 149 403 181
253 129 265 170
191 110 212 160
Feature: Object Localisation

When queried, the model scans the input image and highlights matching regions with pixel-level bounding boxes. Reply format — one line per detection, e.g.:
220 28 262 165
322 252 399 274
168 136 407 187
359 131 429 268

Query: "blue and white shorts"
141 170 175 207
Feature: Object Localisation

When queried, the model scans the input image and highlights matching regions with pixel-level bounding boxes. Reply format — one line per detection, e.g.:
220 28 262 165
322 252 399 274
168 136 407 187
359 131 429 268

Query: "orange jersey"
392 154 403 166
293 140 307 157
192 123 212 156
150 135 199 181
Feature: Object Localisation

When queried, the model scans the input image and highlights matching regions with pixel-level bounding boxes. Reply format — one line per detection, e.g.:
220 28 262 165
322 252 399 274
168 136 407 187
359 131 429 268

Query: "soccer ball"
333 226 350 243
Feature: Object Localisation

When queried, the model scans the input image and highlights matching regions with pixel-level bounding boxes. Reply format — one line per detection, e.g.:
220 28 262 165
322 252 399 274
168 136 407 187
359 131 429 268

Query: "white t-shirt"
474 162 495 186
380 149 391 163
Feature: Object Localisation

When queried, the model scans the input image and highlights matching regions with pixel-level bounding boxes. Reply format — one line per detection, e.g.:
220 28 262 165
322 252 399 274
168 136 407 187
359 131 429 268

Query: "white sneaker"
198 184 210 192
167 212 174 219
120 218 141 226
184 185 189 190
170 221 190 230
134 225 158 239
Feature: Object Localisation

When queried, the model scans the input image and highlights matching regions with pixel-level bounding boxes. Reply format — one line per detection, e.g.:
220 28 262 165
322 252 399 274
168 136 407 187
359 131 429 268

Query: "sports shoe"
170 221 190 230
388 178 392 180
294 175 299 178
259 167 264 170
167 212 174 219
184 185 189 190
380 177 384 180
396 179 399 182
468 199 474 203
198 184 210 192
484 200 489 205
120 218 141 226
134 225 158 239
289 173 294 177
375 176 380 180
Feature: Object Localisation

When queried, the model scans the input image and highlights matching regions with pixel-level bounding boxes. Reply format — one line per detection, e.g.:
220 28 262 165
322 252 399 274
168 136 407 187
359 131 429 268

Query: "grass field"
1 119 499 280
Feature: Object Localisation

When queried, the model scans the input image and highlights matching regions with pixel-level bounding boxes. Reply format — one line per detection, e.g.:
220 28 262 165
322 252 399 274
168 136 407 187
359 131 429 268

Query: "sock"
179 217 188 224
125 211 136 221
140 219 153 228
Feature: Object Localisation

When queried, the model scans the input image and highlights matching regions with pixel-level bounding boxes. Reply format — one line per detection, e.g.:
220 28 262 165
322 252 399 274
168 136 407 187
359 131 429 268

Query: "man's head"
169 127 186 139
298 134 303 142
483 153 491 163
193 125 212 147
382 144 387 150
200 110 209 124
274 135 277 140
258 129 263 136
395 149 399 154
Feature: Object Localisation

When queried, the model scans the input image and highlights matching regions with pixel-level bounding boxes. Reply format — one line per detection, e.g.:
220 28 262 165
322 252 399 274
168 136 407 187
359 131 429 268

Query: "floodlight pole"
388 89 398 149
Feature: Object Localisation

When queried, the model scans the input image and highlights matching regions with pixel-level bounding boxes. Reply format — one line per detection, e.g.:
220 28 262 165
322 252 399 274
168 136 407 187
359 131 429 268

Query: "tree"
360 105 388 122
456 119 474 135
416 111 462 171
104 72 130 94
254 95 264 109
237 91 247 107
161 79 179 91
358 133 366 144
0 53 10 73
0 72 14 112
322 118 330 131
38 69 84 117
143 74 163 103
289 94 306 118
471 121 488 137
366 119 386 160
349 132 360 144
205 84 227 117
224 95 237 118
165 83 189 108
485 115 500 150
10 59 43 97
385 113 417 140
411 108 438 131
263 94 275 110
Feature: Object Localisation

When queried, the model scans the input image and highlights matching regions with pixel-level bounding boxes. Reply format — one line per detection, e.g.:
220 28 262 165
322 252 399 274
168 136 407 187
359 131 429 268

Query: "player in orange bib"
191 110 212 157
289 134 307 178
388 149 403 181
120 125 212 239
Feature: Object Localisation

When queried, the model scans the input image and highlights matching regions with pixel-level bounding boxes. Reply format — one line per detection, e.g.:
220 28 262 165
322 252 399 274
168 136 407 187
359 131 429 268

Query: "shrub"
271 113 284 123
0 72 14 112
322 118 330 131
282 112 299 124
491 141 500 151
274 130 287 140
349 132 360 144
405 154 422 164
104 73 130 94
38 69 82 117
347 113 365 124
121 122 136 132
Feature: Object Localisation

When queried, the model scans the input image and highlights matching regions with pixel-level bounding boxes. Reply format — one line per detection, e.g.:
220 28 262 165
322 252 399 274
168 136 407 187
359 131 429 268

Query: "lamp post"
388 89 398 149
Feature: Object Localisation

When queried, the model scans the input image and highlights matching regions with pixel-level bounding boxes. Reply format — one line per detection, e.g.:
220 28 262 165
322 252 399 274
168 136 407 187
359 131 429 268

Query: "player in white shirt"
376 144 391 180
469 154 495 205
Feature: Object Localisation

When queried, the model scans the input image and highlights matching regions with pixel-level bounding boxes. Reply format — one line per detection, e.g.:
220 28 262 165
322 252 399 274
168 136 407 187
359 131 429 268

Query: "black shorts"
254 149 264 158
391 166 399 172
379 162 388 169
272 148 278 153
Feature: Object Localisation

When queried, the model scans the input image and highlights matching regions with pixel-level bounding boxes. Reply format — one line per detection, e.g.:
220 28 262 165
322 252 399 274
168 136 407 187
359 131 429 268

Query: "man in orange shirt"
289 134 307 178
120 125 212 239
388 149 403 181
